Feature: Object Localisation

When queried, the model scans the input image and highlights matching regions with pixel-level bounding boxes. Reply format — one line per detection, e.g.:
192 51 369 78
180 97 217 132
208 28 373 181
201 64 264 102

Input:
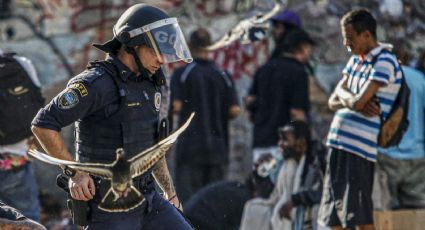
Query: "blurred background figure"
0 49 44 222
240 121 326 230
0 200 46 230
269 9 303 58
184 179 253 230
416 49 425 75
245 27 315 163
38 191 79 230
170 27 241 203
374 40 425 210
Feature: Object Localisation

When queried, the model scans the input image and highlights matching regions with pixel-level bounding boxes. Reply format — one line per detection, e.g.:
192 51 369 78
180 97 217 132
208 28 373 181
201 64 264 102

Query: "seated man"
240 121 325 230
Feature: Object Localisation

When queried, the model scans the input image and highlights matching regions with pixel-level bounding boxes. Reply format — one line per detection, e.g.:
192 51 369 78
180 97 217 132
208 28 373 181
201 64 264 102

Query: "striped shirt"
326 44 402 162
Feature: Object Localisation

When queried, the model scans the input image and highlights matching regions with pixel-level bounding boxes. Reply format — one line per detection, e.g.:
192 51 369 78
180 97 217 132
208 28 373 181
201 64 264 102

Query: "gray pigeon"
29 113 194 212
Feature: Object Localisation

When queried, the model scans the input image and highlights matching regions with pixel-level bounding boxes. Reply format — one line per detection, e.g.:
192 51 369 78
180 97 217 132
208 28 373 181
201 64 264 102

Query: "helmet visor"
142 18 192 64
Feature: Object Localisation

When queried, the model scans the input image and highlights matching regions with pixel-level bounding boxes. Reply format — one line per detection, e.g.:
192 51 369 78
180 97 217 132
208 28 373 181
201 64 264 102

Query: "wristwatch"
63 165 77 178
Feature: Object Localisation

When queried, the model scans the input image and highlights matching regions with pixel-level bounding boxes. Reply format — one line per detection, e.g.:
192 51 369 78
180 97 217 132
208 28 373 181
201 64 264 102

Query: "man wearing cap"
245 28 315 163
31 4 193 230
269 9 303 58
170 28 241 202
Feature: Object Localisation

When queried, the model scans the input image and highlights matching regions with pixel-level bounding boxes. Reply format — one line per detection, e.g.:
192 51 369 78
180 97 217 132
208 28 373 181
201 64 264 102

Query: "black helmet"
94 4 192 64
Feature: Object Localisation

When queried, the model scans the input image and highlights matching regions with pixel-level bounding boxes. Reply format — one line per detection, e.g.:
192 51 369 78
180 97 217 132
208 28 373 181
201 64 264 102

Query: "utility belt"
93 172 155 201
56 172 155 226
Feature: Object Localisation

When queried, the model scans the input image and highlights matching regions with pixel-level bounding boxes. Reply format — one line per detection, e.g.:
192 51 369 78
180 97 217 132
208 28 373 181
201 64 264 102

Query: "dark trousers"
175 163 226 203
85 191 193 230
318 148 375 228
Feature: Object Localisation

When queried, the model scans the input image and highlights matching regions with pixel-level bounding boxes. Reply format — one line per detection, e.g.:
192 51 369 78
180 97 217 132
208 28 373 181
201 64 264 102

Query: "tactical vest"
0 53 44 145
75 61 161 165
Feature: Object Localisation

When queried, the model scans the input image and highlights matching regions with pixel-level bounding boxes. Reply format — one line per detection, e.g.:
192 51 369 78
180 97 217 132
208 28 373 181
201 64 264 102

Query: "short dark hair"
278 120 311 143
341 9 377 38
281 28 316 54
189 28 212 52
391 39 410 65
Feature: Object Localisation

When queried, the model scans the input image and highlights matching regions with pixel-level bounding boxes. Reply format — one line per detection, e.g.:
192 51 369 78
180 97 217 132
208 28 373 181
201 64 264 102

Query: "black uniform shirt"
32 55 137 131
248 56 310 147
170 58 239 164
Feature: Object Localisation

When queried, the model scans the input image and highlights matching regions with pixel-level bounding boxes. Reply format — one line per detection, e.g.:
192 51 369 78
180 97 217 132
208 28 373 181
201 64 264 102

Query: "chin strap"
125 46 151 80
124 45 166 86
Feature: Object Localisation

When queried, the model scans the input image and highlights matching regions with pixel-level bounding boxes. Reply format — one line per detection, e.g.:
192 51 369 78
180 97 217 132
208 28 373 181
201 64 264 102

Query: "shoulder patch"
58 89 79 109
69 82 88 97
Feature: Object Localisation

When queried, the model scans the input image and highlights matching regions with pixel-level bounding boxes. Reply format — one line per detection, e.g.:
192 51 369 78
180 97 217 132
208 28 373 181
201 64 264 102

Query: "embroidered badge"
69 83 88 97
58 89 79 109
154 92 161 111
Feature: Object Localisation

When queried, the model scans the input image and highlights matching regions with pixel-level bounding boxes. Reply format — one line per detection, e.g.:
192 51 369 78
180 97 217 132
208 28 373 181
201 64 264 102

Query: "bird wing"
206 0 286 51
205 20 250 51
129 113 195 178
251 0 284 25
28 149 113 179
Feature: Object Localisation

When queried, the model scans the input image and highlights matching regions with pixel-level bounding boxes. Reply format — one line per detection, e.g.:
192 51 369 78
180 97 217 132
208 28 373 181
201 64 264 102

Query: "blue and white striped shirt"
326 44 402 162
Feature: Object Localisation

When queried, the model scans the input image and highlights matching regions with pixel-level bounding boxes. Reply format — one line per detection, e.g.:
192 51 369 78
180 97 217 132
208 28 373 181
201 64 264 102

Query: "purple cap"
271 9 302 28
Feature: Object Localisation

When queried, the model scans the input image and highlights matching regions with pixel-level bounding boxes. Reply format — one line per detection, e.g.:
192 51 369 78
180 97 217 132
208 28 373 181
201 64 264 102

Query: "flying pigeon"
29 113 194 212
206 0 287 51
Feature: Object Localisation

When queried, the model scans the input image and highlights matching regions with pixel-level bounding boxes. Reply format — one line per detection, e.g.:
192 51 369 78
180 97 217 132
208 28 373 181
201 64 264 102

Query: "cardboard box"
374 210 425 230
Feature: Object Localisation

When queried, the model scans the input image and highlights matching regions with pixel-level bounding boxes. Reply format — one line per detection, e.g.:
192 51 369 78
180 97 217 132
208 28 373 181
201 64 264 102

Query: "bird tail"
98 186 145 212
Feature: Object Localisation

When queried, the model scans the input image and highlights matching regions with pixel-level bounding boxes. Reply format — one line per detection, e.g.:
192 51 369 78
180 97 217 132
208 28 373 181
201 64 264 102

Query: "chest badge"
154 92 161 111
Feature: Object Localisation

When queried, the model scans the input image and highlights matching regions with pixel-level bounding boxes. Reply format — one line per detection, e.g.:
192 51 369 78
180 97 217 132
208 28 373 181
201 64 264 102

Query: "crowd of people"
1 3 424 230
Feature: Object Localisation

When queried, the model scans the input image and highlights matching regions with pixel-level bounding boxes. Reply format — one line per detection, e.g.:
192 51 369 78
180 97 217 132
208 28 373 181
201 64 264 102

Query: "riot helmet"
94 4 192 67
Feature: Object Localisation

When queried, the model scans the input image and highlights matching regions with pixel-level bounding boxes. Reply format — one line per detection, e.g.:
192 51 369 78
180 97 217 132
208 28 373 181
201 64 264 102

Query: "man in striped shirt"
318 9 402 230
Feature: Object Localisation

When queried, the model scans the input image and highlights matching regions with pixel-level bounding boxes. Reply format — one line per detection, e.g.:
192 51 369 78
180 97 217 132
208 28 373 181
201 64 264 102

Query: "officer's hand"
69 171 95 201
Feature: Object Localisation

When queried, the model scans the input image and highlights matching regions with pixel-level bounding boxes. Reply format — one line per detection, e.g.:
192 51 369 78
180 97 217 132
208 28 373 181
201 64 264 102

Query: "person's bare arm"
332 74 381 116
31 126 95 201
172 100 183 114
328 75 349 111
328 92 344 111
290 109 307 121
229 105 241 119
31 126 73 161
336 78 383 111
152 157 182 211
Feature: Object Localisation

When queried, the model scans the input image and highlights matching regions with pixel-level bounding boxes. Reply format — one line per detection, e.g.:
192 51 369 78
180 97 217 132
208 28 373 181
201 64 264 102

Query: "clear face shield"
129 18 193 64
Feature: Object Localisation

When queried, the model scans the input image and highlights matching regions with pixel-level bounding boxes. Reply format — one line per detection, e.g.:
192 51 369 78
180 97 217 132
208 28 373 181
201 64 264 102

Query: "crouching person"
241 121 326 230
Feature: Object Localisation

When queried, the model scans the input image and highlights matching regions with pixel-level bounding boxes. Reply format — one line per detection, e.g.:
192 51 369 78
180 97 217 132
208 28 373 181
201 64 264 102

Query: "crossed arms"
328 74 383 117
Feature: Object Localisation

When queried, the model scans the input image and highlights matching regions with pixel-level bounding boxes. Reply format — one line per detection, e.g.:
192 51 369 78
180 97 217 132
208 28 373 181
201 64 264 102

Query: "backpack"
0 53 45 145
369 50 410 148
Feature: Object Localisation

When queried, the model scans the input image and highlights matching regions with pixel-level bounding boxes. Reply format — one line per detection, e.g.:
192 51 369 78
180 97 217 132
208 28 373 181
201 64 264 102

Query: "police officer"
31 4 193 230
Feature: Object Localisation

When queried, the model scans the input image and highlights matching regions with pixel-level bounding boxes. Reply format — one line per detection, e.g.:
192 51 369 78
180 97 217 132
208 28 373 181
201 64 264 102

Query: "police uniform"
32 55 192 230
